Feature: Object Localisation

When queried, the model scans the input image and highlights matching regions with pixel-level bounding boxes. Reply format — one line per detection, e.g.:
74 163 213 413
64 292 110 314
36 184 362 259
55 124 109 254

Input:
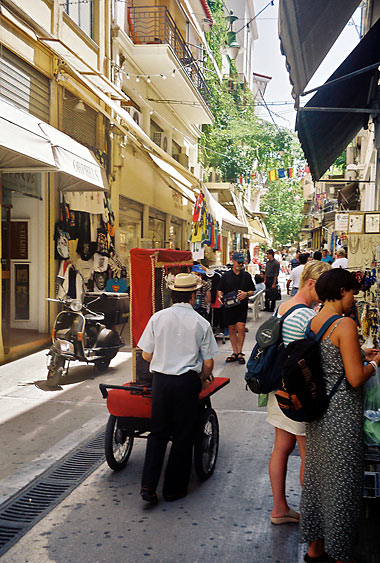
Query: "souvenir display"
54 192 128 296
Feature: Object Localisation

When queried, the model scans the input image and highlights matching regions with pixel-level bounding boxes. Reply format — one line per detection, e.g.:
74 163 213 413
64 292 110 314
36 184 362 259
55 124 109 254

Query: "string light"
115 64 176 83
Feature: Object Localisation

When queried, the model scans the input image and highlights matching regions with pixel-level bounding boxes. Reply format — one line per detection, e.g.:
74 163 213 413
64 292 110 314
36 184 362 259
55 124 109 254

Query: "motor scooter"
46 275 129 387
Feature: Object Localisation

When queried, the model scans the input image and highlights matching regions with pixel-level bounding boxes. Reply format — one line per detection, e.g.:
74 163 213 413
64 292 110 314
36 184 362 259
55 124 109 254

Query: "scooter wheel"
94 357 111 371
105 415 134 471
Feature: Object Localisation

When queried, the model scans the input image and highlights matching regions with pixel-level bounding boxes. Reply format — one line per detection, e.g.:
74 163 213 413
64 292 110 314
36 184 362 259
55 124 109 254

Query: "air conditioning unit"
152 132 169 152
172 149 189 169
191 163 204 180
125 106 142 127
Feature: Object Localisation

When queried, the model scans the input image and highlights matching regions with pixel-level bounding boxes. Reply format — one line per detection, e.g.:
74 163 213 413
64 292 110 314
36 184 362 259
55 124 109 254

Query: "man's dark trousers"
141 370 201 496
265 277 276 312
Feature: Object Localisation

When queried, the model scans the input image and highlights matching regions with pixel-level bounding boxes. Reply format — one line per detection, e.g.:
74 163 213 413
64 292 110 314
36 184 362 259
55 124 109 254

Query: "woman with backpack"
267 261 331 526
300 268 380 563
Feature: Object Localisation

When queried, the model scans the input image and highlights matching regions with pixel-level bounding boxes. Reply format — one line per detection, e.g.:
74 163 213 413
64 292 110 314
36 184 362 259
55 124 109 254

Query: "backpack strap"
314 315 343 342
280 303 309 323
328 373 345 401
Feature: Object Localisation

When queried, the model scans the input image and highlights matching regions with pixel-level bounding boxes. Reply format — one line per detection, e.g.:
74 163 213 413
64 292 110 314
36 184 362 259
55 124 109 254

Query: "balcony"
116 6 212 124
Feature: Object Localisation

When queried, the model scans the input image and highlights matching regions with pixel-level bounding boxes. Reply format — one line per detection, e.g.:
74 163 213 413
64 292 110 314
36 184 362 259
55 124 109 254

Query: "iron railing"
126 6 210 107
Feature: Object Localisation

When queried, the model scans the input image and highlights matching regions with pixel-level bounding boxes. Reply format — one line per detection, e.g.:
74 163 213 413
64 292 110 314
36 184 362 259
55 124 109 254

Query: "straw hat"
168 273 203 292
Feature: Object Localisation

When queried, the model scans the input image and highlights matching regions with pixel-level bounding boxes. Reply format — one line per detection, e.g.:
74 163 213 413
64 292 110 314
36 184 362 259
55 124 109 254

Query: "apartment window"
64 0 94 38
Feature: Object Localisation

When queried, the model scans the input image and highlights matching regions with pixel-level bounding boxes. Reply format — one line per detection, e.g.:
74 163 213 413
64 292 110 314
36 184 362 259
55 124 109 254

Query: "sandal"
226 353 238 363
237 353 245 364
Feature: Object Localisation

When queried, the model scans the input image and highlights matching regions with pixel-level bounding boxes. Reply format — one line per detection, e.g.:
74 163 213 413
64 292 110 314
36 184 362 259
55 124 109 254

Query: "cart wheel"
105 415 134 471
194 407 219 480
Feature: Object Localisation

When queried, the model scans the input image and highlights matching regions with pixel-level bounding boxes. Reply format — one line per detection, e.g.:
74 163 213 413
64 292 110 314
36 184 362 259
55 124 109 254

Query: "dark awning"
278 0 361 98
296 18 380 182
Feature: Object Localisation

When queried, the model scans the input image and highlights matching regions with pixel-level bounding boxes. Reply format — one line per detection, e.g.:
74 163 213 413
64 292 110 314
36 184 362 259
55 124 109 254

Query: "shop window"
64 0 94 38
149 217 165 248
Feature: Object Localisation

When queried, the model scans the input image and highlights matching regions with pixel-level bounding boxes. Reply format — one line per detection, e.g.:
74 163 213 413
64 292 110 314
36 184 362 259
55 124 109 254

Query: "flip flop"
270 508 300 525
226 353 238 363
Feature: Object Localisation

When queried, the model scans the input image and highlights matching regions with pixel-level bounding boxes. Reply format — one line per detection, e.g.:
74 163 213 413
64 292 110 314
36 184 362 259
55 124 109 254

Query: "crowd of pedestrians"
137 243 373 562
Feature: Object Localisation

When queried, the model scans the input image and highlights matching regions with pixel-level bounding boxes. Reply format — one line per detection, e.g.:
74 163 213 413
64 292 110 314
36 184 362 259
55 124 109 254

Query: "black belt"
152 370 198 377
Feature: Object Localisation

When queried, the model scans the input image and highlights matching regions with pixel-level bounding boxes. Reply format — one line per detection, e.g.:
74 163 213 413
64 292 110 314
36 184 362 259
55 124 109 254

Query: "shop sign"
14 263 30 320
2 173 41 199
335 213 348 232
10 222 28 259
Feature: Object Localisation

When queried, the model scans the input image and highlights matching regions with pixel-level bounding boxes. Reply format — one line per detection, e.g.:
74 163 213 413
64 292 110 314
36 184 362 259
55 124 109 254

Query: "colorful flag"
287 167 294 178
268 170 277 181
278 168 285 178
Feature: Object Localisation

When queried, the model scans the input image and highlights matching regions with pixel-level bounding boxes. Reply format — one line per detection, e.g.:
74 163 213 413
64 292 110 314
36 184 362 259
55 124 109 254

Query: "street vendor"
138 272 218 504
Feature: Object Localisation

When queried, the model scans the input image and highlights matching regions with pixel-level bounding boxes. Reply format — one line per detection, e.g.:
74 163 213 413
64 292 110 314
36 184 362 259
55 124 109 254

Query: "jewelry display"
361 236 370 255
349 235 360 255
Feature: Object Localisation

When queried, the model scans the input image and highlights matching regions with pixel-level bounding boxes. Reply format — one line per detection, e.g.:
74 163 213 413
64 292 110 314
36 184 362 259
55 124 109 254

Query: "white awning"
148 152 196 202
0 99 57 172
203 185 248 234
0 99 108 191
39 123 108 191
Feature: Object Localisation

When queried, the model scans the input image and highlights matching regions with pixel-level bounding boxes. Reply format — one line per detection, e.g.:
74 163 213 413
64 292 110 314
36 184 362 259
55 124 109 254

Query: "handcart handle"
99 383 152 399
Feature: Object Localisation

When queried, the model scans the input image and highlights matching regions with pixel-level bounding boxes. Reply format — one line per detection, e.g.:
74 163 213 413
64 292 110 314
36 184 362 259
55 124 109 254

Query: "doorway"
1 204 11 330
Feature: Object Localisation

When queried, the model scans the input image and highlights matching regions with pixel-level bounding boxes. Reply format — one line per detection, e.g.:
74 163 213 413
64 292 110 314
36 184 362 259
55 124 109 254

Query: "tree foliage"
202 0 305 245
261 180 304 245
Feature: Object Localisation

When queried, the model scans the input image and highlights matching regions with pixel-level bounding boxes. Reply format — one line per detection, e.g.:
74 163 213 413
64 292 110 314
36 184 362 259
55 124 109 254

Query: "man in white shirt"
138 273 218 504
332 248 348 269
287 253 308 296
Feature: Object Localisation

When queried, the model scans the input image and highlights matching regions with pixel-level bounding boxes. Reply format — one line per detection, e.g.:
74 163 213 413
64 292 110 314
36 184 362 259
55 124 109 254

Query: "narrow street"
0 307 307 563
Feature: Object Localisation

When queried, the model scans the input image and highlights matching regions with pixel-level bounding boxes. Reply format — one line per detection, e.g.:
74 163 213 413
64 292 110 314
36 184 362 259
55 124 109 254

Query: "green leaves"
261 180 304 245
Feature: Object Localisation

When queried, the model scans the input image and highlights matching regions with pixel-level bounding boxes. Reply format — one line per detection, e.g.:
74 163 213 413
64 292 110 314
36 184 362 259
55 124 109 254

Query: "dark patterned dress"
299 320 364 561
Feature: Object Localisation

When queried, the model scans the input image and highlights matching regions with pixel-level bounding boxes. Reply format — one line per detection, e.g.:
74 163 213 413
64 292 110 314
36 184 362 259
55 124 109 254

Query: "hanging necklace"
361 236 370 255
349 235 360 255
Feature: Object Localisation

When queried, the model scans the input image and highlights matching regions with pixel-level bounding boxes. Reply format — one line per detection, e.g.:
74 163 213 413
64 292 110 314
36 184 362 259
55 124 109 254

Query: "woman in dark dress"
300 269 380 563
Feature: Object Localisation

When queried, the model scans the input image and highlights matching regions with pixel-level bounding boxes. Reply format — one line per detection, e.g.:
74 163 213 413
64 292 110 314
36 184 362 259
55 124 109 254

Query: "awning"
0 98 58 172
39 123 108 191
296 17 380 181
279 0 361 98
0 99 108 191
148 153 196 202
38 37 201 189
202 185 248 234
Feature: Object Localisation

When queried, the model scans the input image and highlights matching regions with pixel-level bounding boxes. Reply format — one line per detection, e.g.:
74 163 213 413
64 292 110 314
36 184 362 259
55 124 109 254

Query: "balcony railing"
126 6 210 107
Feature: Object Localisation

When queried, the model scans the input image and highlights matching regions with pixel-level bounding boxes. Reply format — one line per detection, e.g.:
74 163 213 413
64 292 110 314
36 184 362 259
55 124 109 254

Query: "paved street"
0 304 309 562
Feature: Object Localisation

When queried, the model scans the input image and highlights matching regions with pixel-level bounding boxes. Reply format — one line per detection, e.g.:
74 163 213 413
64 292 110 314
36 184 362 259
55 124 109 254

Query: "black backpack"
245 304 308 394
275 315 344 422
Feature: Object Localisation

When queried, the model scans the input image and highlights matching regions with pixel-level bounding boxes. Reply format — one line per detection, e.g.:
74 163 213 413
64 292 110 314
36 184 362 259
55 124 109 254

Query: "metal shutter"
62 97 97 147
0 46 50 121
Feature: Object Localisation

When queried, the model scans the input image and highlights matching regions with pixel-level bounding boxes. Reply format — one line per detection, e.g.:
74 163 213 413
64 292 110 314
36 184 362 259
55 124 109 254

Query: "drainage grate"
0 427 106 556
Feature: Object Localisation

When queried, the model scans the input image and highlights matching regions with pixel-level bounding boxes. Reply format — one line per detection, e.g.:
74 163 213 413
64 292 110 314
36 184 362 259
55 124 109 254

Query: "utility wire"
235 0 275 34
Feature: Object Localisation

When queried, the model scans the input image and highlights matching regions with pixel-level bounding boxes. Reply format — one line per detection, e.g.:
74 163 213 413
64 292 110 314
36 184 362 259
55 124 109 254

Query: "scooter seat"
85 313 105 323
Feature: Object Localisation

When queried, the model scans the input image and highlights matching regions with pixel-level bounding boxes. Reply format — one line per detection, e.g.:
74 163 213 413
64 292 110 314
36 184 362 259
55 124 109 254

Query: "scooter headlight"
70 299 82 312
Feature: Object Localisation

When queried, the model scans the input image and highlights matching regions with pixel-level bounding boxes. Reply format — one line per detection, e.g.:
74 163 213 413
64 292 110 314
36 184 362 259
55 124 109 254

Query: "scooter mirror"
56 275 65 287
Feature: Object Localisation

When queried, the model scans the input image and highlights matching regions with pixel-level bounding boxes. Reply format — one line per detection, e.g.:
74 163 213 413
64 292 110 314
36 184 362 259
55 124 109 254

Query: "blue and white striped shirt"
277 307 316 346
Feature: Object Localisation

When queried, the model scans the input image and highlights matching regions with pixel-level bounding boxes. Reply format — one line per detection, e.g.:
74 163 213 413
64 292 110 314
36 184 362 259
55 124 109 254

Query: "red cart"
99 376 229 479
99 248 229 478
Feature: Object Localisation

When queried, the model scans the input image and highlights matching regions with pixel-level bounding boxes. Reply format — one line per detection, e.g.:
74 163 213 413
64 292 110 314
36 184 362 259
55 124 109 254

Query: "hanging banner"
335 213 349 231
